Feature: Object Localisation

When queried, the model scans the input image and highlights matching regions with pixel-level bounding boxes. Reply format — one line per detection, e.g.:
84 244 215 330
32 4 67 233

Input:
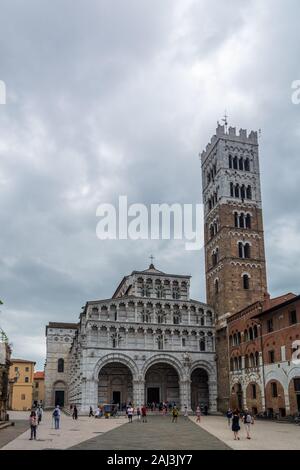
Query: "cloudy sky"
0 0 299 369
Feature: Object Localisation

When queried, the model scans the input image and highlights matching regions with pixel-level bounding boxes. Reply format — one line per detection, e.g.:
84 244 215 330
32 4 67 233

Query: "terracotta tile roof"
268 293 297 308
11 358 36 364
34 371 44 379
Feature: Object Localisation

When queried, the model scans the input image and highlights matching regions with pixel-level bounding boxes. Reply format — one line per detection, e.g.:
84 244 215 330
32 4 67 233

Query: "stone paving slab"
192 415 300 450
1 411 128 450
0 421 28 449
70 416 230 450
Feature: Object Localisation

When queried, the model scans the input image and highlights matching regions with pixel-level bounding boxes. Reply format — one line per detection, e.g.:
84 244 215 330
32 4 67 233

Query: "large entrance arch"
191 368 209 411
145 363 180 407
98 363 133 409
53 380 67 407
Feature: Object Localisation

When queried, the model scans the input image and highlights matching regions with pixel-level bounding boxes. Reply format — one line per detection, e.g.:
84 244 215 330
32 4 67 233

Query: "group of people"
226 408 254 440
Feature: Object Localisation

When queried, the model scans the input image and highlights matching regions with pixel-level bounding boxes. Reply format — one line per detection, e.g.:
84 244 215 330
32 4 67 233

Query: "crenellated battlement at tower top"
200 124 258 164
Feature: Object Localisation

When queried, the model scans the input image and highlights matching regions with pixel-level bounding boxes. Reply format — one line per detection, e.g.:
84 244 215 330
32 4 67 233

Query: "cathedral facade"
45 264 217 413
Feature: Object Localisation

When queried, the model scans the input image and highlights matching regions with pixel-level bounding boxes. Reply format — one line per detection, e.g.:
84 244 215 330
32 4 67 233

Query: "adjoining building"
8 359 35 411
228 293 300 417
45 264 217 414
33 371 45 407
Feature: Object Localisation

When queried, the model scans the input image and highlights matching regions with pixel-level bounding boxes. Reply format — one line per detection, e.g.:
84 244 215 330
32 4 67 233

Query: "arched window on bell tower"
243 274 250 290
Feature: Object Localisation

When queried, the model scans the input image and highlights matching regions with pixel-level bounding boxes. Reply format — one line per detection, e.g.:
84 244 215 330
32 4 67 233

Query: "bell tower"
200 123 268 410
201 123 267 318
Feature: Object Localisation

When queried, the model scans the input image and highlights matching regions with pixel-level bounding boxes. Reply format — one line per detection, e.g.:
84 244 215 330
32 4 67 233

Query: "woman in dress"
231 409 240 440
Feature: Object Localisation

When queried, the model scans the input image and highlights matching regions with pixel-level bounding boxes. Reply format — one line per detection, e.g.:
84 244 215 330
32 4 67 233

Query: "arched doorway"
145 363 180 407
98 363 133 410
53 380 67 407
191 368 209 411
231 383 243 410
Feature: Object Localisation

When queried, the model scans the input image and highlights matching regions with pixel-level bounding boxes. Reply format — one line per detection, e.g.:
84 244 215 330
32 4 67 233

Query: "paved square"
70 416 230 450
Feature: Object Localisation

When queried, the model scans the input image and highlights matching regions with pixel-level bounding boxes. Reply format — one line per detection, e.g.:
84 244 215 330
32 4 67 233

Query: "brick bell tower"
200 122 268 410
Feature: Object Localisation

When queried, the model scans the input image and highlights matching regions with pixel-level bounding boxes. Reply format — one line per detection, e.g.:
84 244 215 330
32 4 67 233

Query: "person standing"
242 409 254 439
37 406 43 424
72 405 78 420
172 406 179 423
141 405 147 423
231 409 241 440
29 411 37 440
226 408 233 427
127 405 134 423
196 406 201 423
53 405 61 430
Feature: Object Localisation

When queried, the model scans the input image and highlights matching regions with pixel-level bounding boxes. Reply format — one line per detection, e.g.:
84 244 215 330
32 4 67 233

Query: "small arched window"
238 242 244 258
234 212 239 228
243 274 250 290
246 214 251 229
244 243 251 259
57 358 64 373
239 213 245 228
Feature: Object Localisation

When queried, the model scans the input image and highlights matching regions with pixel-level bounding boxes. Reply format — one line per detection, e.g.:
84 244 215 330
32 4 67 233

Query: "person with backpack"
172 406 179 423
53 405 61 429
29 410 37 440
226 408 233 427
127 405 134 423
242 408 254 439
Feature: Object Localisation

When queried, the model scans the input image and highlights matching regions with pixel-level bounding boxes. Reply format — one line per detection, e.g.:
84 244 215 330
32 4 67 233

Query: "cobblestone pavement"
1 411 128 450
70 416 230 450
0 420 28 449
192 415 300 450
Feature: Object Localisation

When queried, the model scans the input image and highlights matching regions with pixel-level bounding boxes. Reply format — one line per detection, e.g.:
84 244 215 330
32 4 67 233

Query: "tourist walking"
226 408 233 427
29 411 37 440
72 404 78 420
37 406 43 424
231 409 240 440
53 405 61 429
141 405 147 423
242 409 254 439
196 406 201 423
127 405 134 423
172 406 179 423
